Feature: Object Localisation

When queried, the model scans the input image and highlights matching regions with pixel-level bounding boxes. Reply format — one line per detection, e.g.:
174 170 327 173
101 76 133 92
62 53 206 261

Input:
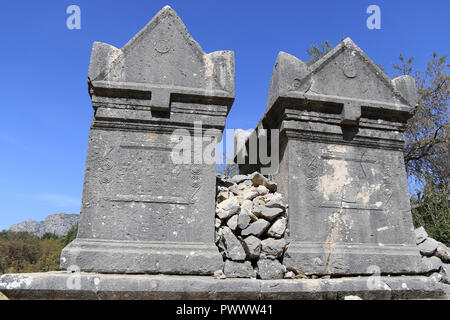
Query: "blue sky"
0 0 448 231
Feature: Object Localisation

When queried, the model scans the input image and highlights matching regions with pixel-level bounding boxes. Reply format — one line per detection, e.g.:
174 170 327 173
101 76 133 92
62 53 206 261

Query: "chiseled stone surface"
0 272 446 300
223 260 254 278
257 259 286 280
60 6 235 275
239 38 422 275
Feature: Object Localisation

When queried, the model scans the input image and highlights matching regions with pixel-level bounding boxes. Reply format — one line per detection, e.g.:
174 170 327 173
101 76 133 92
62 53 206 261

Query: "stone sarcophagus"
239 38 422 275
60 6 234 274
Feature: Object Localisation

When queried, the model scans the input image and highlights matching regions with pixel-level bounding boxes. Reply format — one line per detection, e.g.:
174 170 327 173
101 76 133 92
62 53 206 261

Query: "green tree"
33 238 64 272
0 231 41 274
41 233 59 240
393 53 449 187
306 40 333 66
0 227 78 274
411 179 449 246
61 224 78 247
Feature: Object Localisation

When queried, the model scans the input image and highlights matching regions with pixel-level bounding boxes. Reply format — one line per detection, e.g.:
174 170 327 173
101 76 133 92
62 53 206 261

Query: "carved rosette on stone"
239 38 422 275
60 6 235 275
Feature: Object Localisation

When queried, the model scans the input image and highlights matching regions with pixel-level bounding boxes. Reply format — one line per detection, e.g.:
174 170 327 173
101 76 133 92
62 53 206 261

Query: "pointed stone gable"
88 6 234 112
266 38 417 126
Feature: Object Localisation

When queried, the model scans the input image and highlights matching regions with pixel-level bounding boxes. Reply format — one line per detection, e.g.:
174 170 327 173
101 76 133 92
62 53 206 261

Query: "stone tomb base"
0 272 447 300
60 239 222 275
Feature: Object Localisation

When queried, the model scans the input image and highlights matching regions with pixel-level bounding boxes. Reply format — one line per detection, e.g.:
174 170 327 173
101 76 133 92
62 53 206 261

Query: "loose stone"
238 179 254 189
241 200 258 221
216 197 240 219
223 260 254 278
421 256 443 273
222 227 246 261
228 184 241 196
241 220 270 237
267 218 287 238
249 172 277 192
242 235 261 259
237 212 251 230
256 185 269 196
435 242 450 263
226 215 238 231
252 196 266 207
217 190 230 203
261 238 287 259
418 238 439 256
264 192 287 209
239 188 259 201
284 271 296 279
230 175 248 184
253 205 284 221
414 227 428 244
213 270 226 279
257 259 286 280
440 264 450 284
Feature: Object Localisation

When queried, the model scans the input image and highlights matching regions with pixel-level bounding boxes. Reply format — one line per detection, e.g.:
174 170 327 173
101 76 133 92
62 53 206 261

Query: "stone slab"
0 272 446 300
60 239 222 275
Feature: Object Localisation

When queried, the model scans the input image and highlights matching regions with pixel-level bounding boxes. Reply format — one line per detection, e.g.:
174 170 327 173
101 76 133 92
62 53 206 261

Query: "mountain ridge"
9 213 79 237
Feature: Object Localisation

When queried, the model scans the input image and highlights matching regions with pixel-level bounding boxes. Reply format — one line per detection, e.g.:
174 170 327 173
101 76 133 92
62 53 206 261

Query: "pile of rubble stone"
214 172 293 279
214 171 450 285
415 226 449 284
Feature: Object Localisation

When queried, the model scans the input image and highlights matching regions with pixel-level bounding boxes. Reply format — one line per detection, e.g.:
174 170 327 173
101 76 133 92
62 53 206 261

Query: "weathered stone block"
239 38 421 275
60 6 235 275
0 273 446 300
419 238 439 256
422 256 443 273
257 259 286 280
223 260 255 278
